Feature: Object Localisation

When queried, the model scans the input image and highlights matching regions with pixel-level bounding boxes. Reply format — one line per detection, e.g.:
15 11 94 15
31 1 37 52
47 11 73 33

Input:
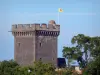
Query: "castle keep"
11 20 60 66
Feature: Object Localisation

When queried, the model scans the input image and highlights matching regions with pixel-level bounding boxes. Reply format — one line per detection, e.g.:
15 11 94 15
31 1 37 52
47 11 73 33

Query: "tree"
0 60 57 75
63 34 100 68
62 46 82 68
0 59 19 75
83 55 100 75
90 36 100 58
32 60 56 75
71 34 91 64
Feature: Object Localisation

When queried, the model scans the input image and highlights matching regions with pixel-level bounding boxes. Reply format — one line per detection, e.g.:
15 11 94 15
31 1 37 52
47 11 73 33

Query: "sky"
0 0 100 63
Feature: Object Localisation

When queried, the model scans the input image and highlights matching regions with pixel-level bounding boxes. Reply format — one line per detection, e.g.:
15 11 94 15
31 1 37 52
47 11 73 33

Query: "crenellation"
17 24 23 29
12 25 17 31
24 24 30 29
30 24 36 30
41 23 47 30
48 24 53 29
12 20 60 36
12 25 60 32
48 20 56 24
12 24 17 28
34 23 40 30
55 25 60 31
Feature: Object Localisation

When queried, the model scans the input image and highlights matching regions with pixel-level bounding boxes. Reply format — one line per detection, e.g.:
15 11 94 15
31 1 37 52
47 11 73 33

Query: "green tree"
71 34 100 64
63 34 100 68
62 47 82 68
90 36 100 58
0 59 19 75
71 34 91 64
83 55 100 75
0 60 56 75
32 60 56 75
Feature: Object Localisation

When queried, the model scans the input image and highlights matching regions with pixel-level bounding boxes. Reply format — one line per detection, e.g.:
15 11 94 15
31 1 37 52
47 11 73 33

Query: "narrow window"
18 43 20 47
40 42 42 47
40 58 42 61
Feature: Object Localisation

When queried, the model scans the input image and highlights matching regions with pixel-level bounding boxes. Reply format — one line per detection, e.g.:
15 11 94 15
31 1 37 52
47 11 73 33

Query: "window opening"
18 43 20 47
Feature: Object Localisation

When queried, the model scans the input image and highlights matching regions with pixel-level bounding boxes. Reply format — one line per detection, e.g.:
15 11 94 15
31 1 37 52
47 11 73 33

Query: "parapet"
12 20 60 32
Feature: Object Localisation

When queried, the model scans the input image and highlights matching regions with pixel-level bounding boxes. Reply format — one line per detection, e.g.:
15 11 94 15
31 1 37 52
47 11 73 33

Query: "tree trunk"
68 57 70 68
85 51 88 65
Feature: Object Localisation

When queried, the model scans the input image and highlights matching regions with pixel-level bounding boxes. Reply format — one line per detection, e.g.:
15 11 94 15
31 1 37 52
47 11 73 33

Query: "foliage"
0 60 56 75
72 34 100 61
62 46 82 67
65 68 73 75
62 34 100 69
1 34 100 75
0 59 19 75
83 55 100 75
71 34 91 64
0 59 80 75
55 68 73 75
32 60 56 75
63 47 82 59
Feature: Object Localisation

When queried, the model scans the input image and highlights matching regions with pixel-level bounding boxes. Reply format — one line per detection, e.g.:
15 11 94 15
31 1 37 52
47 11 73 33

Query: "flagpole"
58 12 59 24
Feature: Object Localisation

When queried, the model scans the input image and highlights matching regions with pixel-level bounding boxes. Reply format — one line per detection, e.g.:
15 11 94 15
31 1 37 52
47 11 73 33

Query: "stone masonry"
11 20 60 66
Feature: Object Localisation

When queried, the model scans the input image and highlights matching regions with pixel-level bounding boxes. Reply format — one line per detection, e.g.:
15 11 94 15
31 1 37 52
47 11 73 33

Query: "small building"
57 58 66 68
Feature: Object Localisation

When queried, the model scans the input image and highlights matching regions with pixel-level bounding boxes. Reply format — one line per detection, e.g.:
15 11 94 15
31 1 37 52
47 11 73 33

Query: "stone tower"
11 20 60 66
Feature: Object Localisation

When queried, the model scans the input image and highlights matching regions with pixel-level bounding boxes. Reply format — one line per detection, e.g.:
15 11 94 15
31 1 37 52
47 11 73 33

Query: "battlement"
12 20 60 32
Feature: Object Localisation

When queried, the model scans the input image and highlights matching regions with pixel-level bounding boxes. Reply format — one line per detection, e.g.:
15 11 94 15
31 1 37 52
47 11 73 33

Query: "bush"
83 55 100 75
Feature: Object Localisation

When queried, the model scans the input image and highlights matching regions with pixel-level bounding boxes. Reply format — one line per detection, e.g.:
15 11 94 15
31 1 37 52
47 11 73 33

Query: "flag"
58 8 63 12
